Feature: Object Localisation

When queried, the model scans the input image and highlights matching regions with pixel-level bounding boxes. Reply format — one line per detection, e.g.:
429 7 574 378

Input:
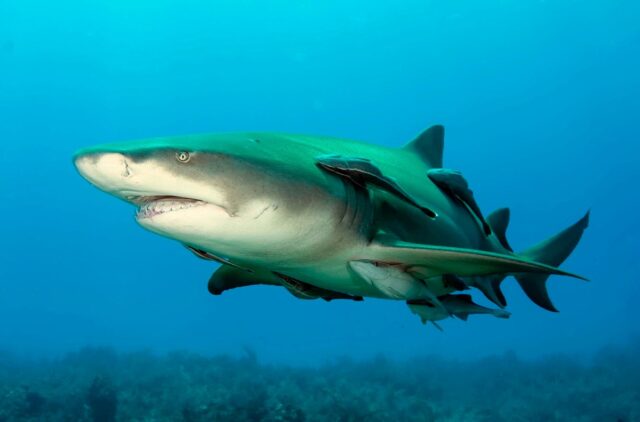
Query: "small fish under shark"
74 125 589 329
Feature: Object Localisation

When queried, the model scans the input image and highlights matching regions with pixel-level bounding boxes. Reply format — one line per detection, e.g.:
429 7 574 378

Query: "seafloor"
0 340 638 422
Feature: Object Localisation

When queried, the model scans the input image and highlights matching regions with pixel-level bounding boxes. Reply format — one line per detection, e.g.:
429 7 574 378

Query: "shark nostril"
75 152 137 191
122 159 132 177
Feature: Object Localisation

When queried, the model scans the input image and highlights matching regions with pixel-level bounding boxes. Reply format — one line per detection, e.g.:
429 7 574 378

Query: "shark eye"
176 151 191 163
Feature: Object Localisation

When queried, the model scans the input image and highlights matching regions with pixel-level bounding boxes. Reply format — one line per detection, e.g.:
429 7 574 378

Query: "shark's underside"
74 125 589 328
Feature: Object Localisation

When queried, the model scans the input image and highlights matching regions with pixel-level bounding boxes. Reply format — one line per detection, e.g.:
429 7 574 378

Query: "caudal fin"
515 211 590 312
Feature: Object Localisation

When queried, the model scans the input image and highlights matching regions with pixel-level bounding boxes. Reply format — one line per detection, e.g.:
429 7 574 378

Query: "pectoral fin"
427 168 491 235
208 265 280 295
316 154 437 218
366 233 587 280
209 266 363 302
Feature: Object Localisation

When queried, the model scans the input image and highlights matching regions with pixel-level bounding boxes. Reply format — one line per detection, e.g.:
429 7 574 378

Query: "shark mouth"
129 196 207 219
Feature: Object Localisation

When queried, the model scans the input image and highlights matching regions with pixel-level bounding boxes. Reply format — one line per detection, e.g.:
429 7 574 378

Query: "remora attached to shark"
74 125 589 328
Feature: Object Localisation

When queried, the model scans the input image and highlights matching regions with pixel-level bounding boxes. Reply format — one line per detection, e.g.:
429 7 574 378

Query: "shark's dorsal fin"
487 208 513 251
404 125 445 168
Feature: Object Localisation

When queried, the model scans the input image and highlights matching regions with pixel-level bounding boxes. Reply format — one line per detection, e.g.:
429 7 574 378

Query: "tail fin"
515 211 590 312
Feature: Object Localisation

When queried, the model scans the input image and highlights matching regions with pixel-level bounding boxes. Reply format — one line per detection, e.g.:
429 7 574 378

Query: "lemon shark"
74 125 589 328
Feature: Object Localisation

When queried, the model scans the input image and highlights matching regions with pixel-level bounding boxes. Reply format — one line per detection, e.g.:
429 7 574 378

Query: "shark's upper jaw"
128 195 209 220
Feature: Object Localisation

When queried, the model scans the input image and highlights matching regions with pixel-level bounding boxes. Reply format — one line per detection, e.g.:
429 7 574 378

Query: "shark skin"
74 126 589 326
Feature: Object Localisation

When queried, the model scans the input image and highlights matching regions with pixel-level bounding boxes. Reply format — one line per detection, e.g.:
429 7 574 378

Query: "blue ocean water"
1 1 640 418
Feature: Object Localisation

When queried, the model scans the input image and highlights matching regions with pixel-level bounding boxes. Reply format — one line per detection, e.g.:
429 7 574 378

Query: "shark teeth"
136 197 206 219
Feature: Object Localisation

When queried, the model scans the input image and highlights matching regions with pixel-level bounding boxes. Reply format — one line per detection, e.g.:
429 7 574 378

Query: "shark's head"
73 134 315 258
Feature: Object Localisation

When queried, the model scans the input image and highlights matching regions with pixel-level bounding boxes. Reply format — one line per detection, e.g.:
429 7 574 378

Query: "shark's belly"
276 258 387 299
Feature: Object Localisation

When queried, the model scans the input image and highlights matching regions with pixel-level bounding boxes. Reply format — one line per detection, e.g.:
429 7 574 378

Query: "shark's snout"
74 152 133 191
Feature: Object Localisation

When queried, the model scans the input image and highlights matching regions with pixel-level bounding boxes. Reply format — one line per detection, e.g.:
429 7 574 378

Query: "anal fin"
465 275 508 308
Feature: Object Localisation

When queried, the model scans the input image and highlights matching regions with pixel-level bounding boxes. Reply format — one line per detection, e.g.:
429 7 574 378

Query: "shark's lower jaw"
131 195 235 250
133 196 208 220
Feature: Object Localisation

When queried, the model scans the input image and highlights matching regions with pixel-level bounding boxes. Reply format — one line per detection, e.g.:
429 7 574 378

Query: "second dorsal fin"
404 125 445 168
487 208 513 251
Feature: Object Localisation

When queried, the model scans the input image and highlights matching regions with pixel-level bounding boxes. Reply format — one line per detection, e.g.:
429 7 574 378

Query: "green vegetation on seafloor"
0 340 638 422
